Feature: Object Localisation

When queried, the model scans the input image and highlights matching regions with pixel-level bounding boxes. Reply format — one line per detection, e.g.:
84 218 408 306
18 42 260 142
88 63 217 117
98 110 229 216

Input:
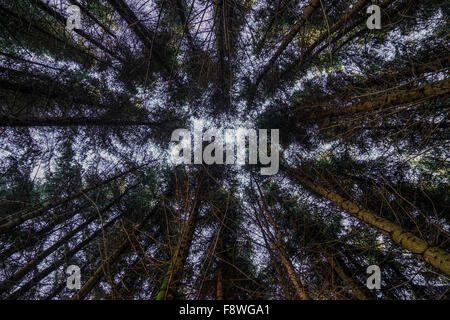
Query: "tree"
0 0 448 300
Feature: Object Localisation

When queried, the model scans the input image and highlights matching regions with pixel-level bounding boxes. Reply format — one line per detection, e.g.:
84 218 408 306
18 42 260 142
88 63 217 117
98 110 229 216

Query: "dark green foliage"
0 0 448 300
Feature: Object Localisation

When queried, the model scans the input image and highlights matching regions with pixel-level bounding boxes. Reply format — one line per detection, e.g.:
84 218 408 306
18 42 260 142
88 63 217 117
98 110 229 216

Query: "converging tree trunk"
287 169 450 276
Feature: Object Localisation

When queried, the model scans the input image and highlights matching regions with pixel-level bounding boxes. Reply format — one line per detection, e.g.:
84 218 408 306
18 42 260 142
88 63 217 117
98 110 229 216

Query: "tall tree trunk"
322 250 375 300
106 0 170 75
293 53 450 110
4 215 122 300
253 184 311 300
256 209 294 299
155 202 200 300
71 239 128 300
0 165 146 232
172 0 197 51
0 186 131 295
70 209 156 300
30 0 124 62
71 228 135 300
0 116 163 127
277 249 311 300
288 170 450 276
68 0 117 38
156 176 205 300
311 78 450 118
216 260 224 300
268 249 294 300
254 0 320 87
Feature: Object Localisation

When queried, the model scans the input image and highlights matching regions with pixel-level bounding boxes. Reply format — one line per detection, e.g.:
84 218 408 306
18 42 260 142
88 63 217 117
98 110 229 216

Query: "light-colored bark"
290 171 450 276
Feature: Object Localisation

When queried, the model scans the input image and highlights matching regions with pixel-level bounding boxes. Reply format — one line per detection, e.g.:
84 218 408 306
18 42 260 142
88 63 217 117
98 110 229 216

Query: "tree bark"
254 0 320 87
216 260 224 300
71 229 133 300
156 176 205 300
288 170 450 276
323 250 375 300
31 0 123 62
314 78 450 118
0 184 136 295
0 116 162 127
253 184 311 300
106 0 170 75
71 203 159 300
0 165 145 232
4 216 121 299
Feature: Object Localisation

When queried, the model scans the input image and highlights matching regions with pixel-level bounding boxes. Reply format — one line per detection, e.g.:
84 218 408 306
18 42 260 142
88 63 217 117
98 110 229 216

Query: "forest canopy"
0 0 449 300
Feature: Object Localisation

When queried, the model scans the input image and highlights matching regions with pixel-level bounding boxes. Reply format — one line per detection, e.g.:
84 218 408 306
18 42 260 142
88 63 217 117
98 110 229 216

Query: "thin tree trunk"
312 77 450 118
216 260 224 300
0 205 92 261
68 0 118 39
0 207 105 294
156 177 204 300
277 249 311 300
0 164 146 232
362 55 450 87
255 207 293 299
71 229 133 300
71 205 158 300
296 0 369 65
254 0 320 87
283 0 412 82
106 0 169 74
294 53 450 113
269 250 294 300
155 207 198 300
0 185 136 295
253 184 311 300
290 0 392 71
172 0 197 51
4 215 122 300
0 116 162 127
31 0 124 62
323 250 375 300
71 241 127 300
